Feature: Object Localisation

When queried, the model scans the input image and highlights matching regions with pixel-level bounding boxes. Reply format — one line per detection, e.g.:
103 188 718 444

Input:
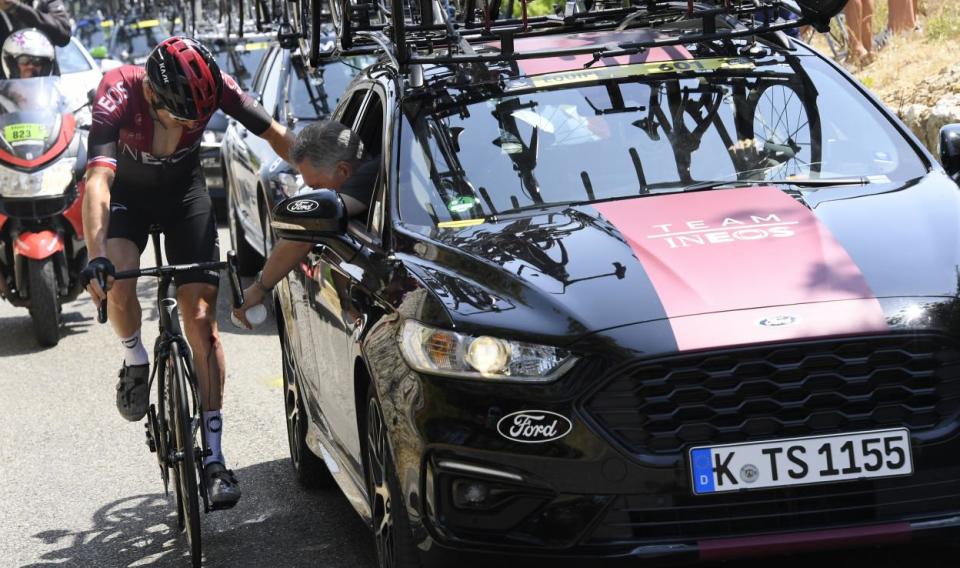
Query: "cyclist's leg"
162 185 223 413
105 190 151 421
105 238 142 337
163 182 241 508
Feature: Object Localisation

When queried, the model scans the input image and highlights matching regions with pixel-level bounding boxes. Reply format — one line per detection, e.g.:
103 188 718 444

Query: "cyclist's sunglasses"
147 82 197 124
16 55 47 67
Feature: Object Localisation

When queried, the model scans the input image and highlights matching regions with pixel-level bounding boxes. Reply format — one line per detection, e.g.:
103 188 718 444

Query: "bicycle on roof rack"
284 0 849 69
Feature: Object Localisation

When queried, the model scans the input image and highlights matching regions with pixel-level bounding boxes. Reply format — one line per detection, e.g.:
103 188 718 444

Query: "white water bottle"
231 304 268 328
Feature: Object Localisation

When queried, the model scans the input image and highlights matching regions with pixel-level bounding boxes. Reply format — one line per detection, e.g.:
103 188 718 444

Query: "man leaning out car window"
232 120 377 328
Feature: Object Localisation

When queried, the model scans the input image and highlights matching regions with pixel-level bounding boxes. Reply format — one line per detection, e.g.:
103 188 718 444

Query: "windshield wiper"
682 178 869 192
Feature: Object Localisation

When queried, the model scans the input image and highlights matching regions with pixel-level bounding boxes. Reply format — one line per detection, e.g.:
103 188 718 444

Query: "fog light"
452 480 490 509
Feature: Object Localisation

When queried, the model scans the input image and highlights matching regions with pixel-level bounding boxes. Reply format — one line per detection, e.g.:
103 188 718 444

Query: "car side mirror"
87 88 97 106
273 189 368 261
272 189 349 241
940 124 960 182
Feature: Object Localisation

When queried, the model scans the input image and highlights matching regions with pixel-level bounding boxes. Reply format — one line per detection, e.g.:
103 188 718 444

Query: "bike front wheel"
168 342 202 567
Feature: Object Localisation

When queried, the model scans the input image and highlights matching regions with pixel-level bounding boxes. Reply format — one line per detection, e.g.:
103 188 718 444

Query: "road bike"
94 226 245 568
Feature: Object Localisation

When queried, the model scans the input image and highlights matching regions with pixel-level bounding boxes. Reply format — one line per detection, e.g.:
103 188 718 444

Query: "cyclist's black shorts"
107 172 220 287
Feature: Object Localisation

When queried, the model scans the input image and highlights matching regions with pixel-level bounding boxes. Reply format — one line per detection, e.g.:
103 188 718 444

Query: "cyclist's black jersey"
86 65 271 186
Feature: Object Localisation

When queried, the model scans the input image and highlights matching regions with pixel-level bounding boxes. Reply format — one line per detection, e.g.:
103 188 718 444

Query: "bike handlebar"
96 252 246 324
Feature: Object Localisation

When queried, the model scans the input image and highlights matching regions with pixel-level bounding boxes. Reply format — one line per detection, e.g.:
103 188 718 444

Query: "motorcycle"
0 76 88 346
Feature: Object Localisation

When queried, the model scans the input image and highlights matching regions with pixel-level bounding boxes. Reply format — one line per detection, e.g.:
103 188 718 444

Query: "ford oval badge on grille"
759 315 797 327
497 410 572 443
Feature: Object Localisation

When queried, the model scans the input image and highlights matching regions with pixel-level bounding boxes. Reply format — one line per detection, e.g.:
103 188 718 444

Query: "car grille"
586 471 960 543
581 334 960 457
0 195 72 219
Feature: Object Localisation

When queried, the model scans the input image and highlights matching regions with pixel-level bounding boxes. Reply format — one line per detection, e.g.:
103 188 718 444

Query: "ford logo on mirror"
287 199 319 213
496 410 572 443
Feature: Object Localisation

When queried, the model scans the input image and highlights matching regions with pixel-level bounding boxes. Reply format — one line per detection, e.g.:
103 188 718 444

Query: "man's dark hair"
291 120 365 172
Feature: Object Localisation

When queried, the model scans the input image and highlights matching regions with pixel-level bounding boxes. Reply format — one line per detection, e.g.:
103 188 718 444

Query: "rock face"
884 64 960 155
898 96 960 153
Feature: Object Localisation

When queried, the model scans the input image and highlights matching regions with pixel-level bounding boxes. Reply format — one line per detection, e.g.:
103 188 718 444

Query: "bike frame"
135 228 212 515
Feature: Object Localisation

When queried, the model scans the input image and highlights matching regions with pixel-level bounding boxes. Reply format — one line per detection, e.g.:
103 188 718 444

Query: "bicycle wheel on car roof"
168 342 202 567
744 79 823 181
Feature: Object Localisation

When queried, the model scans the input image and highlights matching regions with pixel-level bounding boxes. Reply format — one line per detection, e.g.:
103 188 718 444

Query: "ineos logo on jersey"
647 214 798 249
96 83 129 113
287 200 319 213
496 410 572 443
119 141 197 165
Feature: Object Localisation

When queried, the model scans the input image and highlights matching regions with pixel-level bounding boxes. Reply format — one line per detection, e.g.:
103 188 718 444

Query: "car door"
304 86 386 475
226 44 276 222
233 47 284 250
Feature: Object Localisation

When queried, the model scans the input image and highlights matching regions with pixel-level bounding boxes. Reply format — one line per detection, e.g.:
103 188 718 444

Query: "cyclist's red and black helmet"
145 37 222 122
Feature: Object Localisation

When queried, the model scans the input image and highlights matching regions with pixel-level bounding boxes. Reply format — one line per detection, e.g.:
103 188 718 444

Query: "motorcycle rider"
0 0 70 48
1 27 55 79
80 37 296 509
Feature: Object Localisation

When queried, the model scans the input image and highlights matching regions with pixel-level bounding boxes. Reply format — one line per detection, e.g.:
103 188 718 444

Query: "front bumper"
375 331 960 565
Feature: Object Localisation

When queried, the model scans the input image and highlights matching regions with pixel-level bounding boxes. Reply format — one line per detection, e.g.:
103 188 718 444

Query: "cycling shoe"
116 363 149 422
204 462 241 510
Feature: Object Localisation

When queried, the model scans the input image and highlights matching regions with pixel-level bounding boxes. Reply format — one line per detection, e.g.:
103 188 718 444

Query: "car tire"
280 325 334 489
365 388 422 568
225 180 263 277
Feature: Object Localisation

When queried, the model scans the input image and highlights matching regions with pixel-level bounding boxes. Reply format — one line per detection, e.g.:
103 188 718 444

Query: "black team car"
268 0 960 566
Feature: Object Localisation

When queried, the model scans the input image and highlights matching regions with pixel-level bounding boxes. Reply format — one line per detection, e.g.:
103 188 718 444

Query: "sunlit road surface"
0 227 954 567
0 226 376 567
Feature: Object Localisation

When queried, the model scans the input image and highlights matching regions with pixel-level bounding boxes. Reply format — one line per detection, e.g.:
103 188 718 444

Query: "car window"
288 56 375 120
397 54 928 227
214 43 271 92
56 41 93 74
260 52 285 118
251 47 279 96
109 19 180 64
338 89 367 127
356 92 384 156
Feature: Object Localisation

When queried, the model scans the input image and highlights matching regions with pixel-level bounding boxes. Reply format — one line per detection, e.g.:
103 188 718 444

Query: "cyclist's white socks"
121 329 149 367
203 410 225 466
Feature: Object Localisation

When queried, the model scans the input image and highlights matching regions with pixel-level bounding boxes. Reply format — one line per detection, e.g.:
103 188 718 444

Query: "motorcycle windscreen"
0 77 69 162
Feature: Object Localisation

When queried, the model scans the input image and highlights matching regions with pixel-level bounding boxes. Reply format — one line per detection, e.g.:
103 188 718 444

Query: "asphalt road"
0 227 377 568
0 226 955 567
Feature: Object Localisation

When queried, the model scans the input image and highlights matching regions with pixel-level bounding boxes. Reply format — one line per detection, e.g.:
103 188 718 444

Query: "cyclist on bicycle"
80 36 296 509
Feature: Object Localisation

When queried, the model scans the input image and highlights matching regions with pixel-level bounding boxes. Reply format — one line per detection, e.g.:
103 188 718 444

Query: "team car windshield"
0 77 68 160
398 55 927 227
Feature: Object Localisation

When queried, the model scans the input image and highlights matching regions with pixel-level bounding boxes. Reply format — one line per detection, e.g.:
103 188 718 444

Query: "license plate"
689 428 912 495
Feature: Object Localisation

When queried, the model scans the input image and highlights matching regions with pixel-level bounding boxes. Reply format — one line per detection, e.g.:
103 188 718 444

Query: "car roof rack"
327 0 846 70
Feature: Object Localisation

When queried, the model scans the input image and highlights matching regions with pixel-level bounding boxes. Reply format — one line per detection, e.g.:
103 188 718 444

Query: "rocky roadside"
883 64 960 153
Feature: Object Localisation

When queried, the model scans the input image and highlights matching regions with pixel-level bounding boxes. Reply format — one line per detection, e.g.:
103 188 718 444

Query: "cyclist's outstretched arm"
259 120 298 169
219 71 297 168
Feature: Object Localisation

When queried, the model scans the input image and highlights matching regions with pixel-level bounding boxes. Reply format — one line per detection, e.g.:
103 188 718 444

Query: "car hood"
403 173 960 350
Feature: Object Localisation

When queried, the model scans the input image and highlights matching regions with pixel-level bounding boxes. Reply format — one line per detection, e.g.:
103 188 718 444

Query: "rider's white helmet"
2 29 56 79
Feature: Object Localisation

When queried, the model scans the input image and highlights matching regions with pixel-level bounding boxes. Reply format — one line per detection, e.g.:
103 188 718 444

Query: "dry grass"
853 0 960 107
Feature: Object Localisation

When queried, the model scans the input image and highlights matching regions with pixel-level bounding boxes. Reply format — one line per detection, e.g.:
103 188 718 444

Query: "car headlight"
0 158 76 198
398 320 575 382
277 172 304 197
